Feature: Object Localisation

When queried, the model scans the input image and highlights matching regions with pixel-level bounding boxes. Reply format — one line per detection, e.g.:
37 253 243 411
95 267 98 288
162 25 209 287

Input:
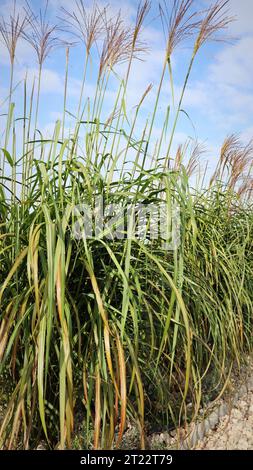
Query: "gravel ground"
196 381 253 450
149 359 253 451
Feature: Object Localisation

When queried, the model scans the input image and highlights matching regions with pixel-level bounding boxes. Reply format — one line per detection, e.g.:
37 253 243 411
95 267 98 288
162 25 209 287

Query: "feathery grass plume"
99 7 149 80
60 0 105 56
87 1 150 168
0 0 28 66
160 0 199 57
174 144 183 171
163 0 234 169
104 107 121 128
98 12 128 79
194 0 235 53
210 134 242 185
186 141 206 177
22 0 63 174
209 134 238 186
60 1 106 122
134 0 151 35
131 0 151 58
109 1 151 175
137 82 153 107
91 10 133 149
0 0 28 159
23 0 62 67
210 135 253 195
141 0 199 173
238 176 253 202
228 139 253 191
173 140 204 177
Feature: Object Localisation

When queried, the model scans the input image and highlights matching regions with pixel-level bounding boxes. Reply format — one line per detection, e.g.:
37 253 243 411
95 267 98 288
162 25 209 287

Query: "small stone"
238 400 248 409
207 413 219 429
36 441 47 450
231 409 242 419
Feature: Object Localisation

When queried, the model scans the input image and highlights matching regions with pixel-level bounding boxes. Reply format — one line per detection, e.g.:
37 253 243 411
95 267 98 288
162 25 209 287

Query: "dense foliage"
0 0 252 449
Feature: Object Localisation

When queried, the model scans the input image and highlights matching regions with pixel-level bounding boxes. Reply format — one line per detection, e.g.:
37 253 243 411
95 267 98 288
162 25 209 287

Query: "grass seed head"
23 0 63 67
60 1 106 56
0 0 29 65
159 0 200 58
98 3 150 79
186 142 206 177
194 0 235 53
132 0 151 47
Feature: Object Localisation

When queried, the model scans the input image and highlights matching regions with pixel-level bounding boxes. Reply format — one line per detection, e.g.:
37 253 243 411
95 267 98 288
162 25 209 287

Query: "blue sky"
0 0 253 177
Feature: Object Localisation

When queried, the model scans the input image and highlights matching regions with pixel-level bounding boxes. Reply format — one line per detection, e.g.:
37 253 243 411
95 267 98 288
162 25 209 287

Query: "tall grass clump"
0 0 253 450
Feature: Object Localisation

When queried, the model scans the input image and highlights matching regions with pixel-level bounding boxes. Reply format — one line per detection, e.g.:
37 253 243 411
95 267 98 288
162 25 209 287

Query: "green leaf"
1 148 14 168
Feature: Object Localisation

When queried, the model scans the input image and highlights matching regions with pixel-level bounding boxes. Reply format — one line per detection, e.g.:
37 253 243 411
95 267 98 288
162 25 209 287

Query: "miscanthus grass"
0 0 253 449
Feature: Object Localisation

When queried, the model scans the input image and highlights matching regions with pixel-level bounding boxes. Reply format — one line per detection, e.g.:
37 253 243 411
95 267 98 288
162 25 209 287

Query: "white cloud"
174 78 253 139
226 0 253 35
0 34 33 67
171 0 253 140
16 67 64 93
15 67 85 98
50 0 136 27
181 82 209 108
0 41 11 66
209 36 253 89
198 0 253 35
241 126 253 143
